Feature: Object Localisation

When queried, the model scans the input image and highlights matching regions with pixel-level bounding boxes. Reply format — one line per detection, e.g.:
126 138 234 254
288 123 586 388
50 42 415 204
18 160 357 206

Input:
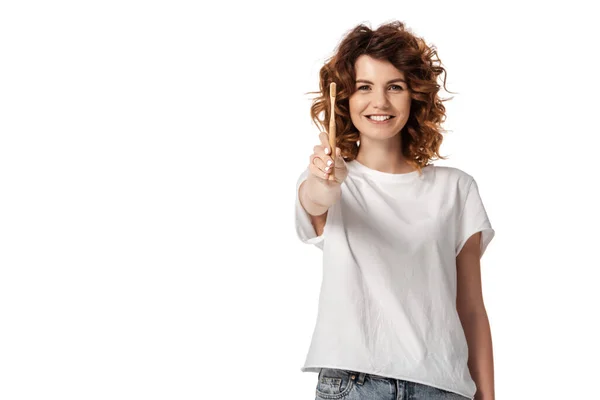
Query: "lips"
365 115 395 122
366 115 394 124
366 115 394 121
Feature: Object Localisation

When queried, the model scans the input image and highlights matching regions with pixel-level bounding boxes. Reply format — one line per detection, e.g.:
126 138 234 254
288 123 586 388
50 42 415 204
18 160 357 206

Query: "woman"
295 21 496 400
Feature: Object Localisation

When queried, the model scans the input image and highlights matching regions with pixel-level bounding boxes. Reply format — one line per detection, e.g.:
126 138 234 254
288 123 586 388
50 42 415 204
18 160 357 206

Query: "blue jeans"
315 368 471 400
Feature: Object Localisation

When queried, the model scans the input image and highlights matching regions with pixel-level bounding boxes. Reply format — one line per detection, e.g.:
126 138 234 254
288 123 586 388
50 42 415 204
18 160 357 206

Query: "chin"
359 131 401 141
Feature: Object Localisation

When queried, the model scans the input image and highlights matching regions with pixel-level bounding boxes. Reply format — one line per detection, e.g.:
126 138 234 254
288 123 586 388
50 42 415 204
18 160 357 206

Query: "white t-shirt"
294 159 495 400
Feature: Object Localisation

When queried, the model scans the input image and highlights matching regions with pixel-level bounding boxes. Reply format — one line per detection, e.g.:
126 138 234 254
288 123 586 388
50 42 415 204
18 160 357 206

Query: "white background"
1 1 599 399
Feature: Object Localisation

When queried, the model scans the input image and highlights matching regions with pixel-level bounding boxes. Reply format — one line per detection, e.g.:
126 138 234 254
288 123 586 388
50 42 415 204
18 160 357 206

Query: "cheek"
349 98 366 116
396 96 411 108
396 102 411 120
349 112 362 127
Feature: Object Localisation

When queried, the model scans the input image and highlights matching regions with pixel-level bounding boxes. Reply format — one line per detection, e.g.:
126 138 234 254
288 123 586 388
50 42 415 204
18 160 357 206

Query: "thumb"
335 147 345 163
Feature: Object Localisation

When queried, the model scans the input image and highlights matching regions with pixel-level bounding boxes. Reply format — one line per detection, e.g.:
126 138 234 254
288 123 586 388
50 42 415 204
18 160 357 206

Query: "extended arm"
456 231 495 400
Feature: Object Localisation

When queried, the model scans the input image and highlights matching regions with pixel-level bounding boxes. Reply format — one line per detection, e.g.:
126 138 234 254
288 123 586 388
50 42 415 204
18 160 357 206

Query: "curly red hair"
306 20 455 176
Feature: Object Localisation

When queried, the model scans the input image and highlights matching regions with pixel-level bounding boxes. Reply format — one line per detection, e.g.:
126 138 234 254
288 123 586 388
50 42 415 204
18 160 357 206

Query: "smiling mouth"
366 115 395 121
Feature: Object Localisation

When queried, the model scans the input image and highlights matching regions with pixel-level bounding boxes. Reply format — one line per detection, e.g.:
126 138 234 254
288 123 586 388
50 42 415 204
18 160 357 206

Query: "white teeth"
368 115 391 121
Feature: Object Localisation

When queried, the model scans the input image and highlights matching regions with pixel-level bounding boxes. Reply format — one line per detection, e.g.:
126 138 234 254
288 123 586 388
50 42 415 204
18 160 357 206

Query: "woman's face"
349 55 412 141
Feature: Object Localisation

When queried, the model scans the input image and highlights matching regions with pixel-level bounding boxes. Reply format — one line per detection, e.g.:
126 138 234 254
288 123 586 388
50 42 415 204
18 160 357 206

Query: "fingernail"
327 160 333 166
325 147 330 154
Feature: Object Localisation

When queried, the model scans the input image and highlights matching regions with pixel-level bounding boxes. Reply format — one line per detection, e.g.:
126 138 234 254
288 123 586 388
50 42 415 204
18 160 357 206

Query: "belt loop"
357 372 366 385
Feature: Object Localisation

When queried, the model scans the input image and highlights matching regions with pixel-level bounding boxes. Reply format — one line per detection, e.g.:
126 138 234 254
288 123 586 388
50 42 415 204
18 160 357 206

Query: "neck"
355 136 415 174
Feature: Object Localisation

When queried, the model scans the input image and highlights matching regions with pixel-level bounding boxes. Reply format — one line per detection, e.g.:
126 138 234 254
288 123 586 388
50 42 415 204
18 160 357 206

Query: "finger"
332 148 346 173
335 147 343 161
319 131 332 155
312 145 335 168
309 153 334 175
309 156 332 180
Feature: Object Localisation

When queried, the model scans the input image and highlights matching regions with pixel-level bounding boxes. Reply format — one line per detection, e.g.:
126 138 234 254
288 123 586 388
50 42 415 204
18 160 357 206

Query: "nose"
371 88 390 109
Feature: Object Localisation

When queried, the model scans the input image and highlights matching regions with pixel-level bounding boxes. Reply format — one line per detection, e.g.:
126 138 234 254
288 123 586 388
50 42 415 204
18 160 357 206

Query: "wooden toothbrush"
328 82 336 181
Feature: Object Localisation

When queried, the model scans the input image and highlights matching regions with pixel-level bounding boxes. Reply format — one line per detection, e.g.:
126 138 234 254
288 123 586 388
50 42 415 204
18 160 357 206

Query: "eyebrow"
355 78 406 84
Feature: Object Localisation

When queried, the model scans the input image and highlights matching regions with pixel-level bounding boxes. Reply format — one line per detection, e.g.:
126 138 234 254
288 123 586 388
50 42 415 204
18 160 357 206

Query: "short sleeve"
455 178 495 258
295 168 325 250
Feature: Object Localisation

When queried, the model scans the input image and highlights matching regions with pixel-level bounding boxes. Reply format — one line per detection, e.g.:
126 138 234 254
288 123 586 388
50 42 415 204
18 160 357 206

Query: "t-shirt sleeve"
295 168 325 250
455 177 495 258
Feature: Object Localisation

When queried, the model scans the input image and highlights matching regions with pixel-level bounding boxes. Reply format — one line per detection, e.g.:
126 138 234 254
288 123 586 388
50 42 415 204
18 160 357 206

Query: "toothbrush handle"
328 100 336 181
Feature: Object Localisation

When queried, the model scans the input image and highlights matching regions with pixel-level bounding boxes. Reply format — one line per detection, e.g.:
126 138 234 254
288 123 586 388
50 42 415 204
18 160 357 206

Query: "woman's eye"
357 85 404 91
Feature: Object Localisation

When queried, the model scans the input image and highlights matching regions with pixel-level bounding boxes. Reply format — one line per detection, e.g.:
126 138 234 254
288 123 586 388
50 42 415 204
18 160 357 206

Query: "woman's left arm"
456 231 495 400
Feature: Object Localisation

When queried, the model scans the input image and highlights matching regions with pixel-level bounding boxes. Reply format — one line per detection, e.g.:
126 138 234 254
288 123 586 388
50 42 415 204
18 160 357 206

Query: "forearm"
460 311 495 400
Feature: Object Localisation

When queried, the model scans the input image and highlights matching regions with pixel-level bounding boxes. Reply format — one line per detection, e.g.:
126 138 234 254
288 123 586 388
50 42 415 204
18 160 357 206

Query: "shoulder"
431 165 475 186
